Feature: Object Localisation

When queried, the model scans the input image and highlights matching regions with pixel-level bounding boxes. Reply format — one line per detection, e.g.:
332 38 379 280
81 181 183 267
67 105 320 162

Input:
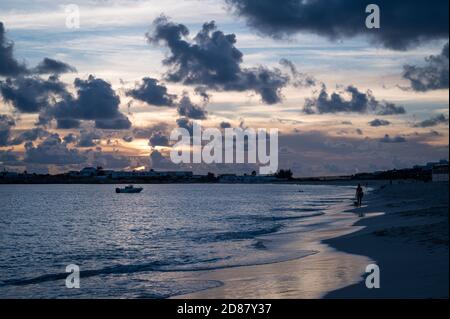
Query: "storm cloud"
147 17 290 104
304 85 406 115
126 77 177 107
225 0 449 50
402 42 449 92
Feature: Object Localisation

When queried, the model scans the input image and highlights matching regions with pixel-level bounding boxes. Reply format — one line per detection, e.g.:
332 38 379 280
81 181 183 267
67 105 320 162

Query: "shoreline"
172 181 448 299
171 189 374 299
325 181 449 298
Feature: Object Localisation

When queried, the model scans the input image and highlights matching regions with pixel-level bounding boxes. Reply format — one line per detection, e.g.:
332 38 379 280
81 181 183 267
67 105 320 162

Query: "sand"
172 181 448 299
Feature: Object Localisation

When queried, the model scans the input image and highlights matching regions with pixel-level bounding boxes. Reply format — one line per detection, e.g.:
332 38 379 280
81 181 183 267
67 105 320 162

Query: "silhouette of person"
356 184 364 207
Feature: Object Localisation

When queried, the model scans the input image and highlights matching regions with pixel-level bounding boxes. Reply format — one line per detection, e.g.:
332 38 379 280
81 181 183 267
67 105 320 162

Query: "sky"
0 0 449 176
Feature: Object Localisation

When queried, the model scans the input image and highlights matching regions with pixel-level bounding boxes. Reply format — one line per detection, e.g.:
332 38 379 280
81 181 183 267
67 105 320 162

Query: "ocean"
0 183 356 298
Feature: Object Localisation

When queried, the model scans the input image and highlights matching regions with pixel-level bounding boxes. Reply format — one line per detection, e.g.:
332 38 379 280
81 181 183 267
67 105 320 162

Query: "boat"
115 185 143 193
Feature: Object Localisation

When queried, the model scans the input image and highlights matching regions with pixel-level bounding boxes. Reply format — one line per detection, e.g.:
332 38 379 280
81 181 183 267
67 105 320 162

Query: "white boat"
115 185 143 193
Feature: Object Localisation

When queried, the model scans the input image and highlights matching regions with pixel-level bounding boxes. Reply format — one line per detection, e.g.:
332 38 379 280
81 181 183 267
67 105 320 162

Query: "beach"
173 181 449 299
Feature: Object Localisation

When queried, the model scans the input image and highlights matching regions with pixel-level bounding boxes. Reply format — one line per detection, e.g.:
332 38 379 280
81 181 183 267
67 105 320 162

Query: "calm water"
0 184 355 298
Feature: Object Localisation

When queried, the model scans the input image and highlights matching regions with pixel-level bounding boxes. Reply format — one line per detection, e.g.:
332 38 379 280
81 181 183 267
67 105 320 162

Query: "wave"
1 249 317 288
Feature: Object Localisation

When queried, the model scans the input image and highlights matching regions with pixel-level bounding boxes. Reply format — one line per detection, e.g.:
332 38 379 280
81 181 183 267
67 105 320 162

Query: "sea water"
0 183 355 298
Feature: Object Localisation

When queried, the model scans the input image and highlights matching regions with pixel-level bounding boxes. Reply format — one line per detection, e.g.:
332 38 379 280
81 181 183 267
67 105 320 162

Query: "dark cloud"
0 149 20 165
24 133 86 165
150 149 178 169
279 58 316 87
177 94 207 119
126 77 177 106
56 118 81 129
63 133 77 144
0 114 15 146
369 119 391 127
0 22 27 76
402 43 449 92
0 75 68 113
1 115 49 146
88 150 132 170
413 114 449 127
33 58 77 75
8 127 50 145
132 122 170 139
49 75 131 130
176 117 194 134
194 86 211 102
122 135 133 143
304 85 406 115
225 0 449 50
147 17 290 104
379 134 407 143
95 116 132 130
219 121 232 129
149 131 170 147
76 130 102 147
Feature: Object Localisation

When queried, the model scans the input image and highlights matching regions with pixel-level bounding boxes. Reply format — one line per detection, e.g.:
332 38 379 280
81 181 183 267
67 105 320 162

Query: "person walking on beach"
356 184 364 208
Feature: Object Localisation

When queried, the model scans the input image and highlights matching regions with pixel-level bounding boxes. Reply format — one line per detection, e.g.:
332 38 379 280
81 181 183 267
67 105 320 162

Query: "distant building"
432 164 449 182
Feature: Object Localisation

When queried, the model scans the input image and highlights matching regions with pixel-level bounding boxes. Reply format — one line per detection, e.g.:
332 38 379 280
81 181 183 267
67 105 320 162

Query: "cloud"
279 58 316 87
24 133 87 165
33 58 77 75
379 134 407 143
0 22 27 76
95 116 132 130
0 114 15 146
132 122 170 139
8 127 50 146
76 130 102 147
219 121 231 129
402 42 449 92
304 85 406 115
177 94 207 119
49 75 131 130
1 115 49 146
0 75 68 113
369 119 391 127
126 77 177 106
63 133 77 144
0 149 20 165
147 16 290 104
413 114 449 127
56 118 81 129
149 131 170 147
225 0 449 50
176 117 194 134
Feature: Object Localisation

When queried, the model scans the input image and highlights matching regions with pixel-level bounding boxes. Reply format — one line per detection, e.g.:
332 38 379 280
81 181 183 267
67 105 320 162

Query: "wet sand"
173 181 448 299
